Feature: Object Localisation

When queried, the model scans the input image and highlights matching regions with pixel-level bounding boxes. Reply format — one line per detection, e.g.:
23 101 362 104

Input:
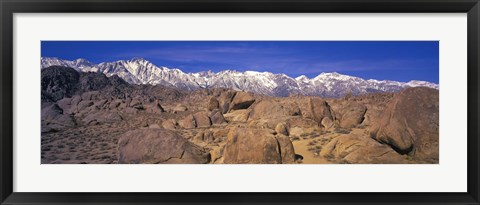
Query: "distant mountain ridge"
41 57 439 98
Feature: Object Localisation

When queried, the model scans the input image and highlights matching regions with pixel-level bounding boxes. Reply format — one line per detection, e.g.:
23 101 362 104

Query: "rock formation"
370 87 439 162
223 128 295 164
118 129 211 164
41 66 439 164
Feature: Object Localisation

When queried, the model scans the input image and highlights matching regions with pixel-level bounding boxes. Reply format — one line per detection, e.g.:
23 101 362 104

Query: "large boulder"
218 90 237 114
229 91 255 111
223 128 295 164
223 109 250 123
357 93 394 126
41 103 63 121
249 117 319 139
69 95 83 113
210 109 227 125
320 134 410 164
275 122 289 136
249 99 301 121
41 103 76 131
193 111 211 128
207 97 220 111
338 101 367 128
275 134 296 163
117 129 211 164
145 100 165 114
213 129 229 140
180 114 196 129
285 117 321 137
295 97 335 128
321 117 334 129
173 104 188 112
309 98 335 125
56 97 74 114
193 130 216 144
370 87 439 162
210 146 224 164
162 119 178 130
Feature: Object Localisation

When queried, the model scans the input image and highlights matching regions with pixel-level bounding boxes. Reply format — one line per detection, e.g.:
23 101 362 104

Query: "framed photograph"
1 0 479 204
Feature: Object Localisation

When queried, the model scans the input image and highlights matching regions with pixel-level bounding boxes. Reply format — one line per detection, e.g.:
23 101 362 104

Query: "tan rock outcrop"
223 128 295 164
210 109 227 125
193 111 211 128
145 100 165 114
223 109 250 123
162 119 178 130
249 99 301 121
180 114 196 129
275 122 289 136
338 101 367 128
320 134 410 164
207 97 220 111
370 87 439 162
229 91 255 111
218 90 237 114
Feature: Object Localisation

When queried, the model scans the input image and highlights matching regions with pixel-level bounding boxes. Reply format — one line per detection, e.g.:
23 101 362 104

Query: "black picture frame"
1 0 479 204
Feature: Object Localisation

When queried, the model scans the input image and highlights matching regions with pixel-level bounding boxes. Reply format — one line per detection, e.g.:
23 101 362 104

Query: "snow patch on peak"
295 75 309 81
405 80 439 89
245 70 261 75
314 72 354 81
74 58 89 63
194 70 214 77
219 70 239 74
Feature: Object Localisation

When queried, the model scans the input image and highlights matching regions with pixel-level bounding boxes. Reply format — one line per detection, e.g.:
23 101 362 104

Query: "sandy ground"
292 128 368 164
293 139 332 164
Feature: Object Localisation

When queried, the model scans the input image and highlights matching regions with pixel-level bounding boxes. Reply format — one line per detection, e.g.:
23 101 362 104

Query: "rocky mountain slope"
41 66 186 103
41 57 438 98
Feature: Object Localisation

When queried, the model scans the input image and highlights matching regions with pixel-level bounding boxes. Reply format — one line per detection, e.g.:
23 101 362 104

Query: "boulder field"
41 67 439 164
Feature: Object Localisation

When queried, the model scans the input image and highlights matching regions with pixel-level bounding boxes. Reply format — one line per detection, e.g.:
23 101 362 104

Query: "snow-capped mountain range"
41 57 439 98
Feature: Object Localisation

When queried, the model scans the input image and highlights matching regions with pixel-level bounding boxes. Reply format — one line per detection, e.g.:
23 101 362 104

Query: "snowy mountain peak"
74 58 90 63
295 75 310 82
73 58 94 67
126 57 152 65
41 57 97 72
194 70 215 77
219 70 239 74
315 72 355 80
40 57 439 98
405 80 439 89
295 75 308 79
245 70 272 76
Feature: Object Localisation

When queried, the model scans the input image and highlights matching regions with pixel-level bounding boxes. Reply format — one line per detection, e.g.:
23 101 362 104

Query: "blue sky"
41 41 439 83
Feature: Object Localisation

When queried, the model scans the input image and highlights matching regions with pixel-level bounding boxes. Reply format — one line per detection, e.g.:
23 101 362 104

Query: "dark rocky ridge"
41 66 80 102
41 66 186 103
